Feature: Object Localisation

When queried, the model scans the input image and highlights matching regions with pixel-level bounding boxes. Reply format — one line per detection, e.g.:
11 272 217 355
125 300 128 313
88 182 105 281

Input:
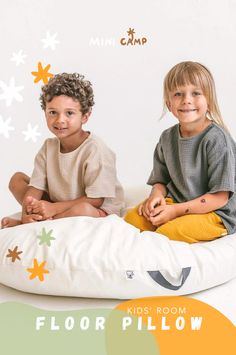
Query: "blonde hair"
162 61 227 130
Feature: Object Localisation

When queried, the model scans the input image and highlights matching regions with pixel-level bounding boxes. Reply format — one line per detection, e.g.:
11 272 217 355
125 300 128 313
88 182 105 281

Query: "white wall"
1 0 236 216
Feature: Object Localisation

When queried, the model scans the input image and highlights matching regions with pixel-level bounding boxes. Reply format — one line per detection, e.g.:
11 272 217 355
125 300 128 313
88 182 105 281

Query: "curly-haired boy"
2 73 124 227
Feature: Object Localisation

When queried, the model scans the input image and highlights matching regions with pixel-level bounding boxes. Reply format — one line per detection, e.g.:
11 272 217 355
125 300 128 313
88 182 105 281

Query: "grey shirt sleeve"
147 140 171 186
207 136 235 197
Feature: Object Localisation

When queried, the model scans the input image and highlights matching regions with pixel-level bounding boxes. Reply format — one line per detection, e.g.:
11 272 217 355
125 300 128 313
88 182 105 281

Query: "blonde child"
2 73 124 228
125 61 236 243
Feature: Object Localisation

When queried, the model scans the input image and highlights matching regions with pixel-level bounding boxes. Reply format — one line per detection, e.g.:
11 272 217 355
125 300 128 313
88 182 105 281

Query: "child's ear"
81 111 91 124
166 101 171 111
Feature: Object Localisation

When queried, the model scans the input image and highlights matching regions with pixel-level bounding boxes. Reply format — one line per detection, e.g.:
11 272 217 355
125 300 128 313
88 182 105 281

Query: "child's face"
45 95 90 140
167 84 208 126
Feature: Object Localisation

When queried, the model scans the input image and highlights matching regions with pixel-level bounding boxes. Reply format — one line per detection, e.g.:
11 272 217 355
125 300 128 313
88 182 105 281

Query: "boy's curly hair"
39 73 95 115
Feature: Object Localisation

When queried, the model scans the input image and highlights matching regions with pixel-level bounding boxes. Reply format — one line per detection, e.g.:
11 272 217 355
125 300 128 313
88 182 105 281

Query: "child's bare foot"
25 196 54 219
24 195 37 214
1 217 22 229
21 213 43 224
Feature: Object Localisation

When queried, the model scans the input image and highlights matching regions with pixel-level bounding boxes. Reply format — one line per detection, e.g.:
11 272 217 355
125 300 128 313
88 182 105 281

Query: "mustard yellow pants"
124 198 227 243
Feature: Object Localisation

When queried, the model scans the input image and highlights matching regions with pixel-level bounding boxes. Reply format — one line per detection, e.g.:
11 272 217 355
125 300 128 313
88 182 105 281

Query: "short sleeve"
29 142 48 192
83 148 117 198
147 141 171 186
207 138 235 197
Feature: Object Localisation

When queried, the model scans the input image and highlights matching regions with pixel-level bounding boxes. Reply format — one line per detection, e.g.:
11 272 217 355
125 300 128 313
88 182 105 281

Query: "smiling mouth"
54 127 67 131
179 109 197 112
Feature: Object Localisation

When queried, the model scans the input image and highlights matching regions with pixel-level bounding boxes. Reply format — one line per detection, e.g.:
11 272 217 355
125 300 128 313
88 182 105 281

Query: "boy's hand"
28 200 56 219
139 194 166 220
149 204 177 227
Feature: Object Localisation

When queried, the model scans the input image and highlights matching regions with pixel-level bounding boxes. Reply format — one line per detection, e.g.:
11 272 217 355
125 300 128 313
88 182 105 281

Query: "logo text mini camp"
120 28 147 46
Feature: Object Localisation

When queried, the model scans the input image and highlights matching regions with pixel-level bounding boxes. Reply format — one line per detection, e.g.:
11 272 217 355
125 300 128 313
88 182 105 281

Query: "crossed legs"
1 172 107 228
124 201 227 243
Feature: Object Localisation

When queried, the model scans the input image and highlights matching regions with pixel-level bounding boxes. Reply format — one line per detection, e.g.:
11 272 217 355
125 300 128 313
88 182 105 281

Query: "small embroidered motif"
185 209 190 213
126 271 135 280
201 198 206 203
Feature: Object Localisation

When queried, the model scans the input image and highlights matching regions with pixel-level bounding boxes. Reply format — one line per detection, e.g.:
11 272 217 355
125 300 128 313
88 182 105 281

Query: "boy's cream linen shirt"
29 133 124 216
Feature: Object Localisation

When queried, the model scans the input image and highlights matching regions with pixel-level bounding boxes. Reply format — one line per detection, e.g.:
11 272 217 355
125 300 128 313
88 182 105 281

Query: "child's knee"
9 172 29 192
156 220 199 243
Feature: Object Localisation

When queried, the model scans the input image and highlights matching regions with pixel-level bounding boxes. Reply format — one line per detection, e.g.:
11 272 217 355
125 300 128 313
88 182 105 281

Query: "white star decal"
22 123 41 143
0 77 24 107
0 115 15 138
41 31 60 50
10 50 27 66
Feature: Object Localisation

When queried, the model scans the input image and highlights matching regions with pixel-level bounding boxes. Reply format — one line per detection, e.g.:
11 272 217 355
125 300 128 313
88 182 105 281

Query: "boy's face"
45 95 90 141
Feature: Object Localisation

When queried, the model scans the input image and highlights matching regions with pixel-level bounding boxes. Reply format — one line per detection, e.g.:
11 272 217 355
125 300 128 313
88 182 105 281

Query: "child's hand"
28 200 56 219
21 213 43 224
149 204 177 227
139 195 166 219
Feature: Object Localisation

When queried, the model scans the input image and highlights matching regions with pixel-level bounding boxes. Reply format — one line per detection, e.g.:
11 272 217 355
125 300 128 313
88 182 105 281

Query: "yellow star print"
31 62 53 84
27 259 49 282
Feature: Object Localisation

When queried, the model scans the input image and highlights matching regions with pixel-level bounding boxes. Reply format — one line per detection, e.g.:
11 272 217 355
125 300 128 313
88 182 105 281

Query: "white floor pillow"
0 214 236 299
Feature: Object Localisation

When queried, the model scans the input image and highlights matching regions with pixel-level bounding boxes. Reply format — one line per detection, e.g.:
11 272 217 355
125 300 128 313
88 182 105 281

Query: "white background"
1 0 236 217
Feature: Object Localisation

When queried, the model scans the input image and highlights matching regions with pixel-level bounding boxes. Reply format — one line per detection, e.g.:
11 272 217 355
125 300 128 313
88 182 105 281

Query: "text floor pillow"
0 214 236 299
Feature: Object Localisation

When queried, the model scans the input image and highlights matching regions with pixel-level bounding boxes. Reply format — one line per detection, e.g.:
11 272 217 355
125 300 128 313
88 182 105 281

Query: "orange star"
27 259 49 282
6 246 23 262
31 62 53 84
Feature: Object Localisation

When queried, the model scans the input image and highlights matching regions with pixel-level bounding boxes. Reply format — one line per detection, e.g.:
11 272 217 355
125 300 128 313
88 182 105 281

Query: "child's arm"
28 196 104 220
139 183 167 219
149 191 229 226
174 191 229 216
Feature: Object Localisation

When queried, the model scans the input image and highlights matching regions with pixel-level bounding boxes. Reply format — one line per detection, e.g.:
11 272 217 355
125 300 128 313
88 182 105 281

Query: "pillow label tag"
126 271 135 280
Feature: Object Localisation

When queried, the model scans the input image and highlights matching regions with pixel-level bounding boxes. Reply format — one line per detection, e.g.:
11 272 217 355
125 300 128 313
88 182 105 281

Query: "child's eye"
48 110 57 115
193 91 201 96
67 111 74 116
174 92 182 97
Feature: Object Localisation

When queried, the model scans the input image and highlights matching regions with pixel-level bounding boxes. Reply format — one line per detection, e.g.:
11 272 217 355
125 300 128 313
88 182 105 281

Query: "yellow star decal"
31 62 54 84
6 246 23 262
27 258 49 282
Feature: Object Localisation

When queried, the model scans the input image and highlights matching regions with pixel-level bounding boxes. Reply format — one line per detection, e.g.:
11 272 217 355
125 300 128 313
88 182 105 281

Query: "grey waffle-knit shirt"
147 123 236 234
